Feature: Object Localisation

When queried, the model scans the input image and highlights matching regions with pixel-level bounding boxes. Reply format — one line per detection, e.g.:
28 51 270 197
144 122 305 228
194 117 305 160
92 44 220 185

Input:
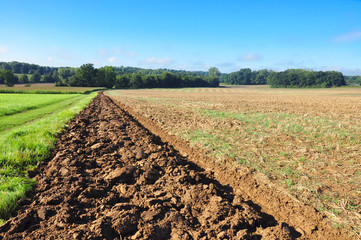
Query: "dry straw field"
108 86 361 237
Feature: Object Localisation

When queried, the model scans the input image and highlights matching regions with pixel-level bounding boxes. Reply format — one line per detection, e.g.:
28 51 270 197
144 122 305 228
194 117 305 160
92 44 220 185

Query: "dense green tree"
209 67 221 78
207 67 221 87
41 73 55 83
0 69 17 86
345 75 361 85
102 66 116 88
76 64 96 86
266 69 345 88
19 74 29 84
115 74 130 88
224 68 264 85
254 69 270 84
31 72 41 82
129 73 143 88
58 68 75 81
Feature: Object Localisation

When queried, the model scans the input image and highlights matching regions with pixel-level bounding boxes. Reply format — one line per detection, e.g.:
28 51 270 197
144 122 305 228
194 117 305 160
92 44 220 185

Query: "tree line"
56 64 220 88
345 76 361 86
224 68 346 88
266 69 345 88
0 61 57 75
224 68 270 85
0 61 353 88
0 62 220 88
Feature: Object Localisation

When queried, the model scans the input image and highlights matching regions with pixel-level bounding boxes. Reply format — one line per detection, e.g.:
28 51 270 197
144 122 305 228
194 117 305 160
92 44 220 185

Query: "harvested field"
107 87 361 239
0 92 351 239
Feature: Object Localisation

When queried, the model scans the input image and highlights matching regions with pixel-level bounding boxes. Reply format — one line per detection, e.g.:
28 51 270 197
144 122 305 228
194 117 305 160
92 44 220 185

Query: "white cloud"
0 46 9 54
143 57 174 66
107 56 117 63
47 57 53 62
241 53 263 61
334 31 361 43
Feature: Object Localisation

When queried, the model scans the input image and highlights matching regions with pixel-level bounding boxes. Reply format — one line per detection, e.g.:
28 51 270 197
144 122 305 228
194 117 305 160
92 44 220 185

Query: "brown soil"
0 93 348 239
107 88 360 238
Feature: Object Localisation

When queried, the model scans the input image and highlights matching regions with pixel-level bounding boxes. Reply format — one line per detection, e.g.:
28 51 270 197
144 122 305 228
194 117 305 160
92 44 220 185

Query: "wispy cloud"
333 31 361 43
240 53 263 61
0 46 9 54
143 57 174 66
107 56 118 63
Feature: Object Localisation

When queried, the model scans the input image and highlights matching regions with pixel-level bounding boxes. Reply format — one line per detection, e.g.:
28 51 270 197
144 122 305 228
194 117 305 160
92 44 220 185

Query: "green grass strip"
0 177 36 219
0 88 106 94
0 92 97 220
0 94 78 117
0 95 83 132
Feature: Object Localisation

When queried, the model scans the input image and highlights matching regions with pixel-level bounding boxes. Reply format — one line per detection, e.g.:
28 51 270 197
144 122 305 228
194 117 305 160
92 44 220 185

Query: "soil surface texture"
0 93 337 239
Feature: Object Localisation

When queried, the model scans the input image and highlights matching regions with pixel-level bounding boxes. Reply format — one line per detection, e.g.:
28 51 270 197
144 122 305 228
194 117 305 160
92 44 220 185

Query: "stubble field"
108 86 361 238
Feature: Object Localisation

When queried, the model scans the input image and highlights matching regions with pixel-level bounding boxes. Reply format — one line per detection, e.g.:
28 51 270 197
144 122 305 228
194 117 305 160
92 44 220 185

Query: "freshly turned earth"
0 94 314 239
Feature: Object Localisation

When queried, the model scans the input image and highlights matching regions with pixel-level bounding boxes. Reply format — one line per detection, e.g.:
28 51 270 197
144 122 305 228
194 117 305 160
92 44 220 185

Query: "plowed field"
0 92 351 239
107 87 361 239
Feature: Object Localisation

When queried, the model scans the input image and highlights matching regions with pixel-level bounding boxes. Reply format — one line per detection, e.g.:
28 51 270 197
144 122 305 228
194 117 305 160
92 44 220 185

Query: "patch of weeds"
329 209 340 215
317 205 325 212
237 158 247 165
285 179 294 187
280 152 288 157
333 223 342 229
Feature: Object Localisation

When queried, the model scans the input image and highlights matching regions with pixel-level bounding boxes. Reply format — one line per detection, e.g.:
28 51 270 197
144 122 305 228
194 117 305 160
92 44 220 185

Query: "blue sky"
0 0 361 75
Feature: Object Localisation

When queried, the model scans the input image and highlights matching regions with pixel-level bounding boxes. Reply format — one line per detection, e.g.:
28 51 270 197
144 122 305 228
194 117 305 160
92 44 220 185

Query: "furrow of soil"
0 93 294 239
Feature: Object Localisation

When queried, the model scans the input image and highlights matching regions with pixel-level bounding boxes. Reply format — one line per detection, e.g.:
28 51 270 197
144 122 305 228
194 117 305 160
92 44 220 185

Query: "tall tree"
31 72 41 82
76 64 96 86
0 69 17 86
103 66 116 88
129 73 143 88
208 67 221 79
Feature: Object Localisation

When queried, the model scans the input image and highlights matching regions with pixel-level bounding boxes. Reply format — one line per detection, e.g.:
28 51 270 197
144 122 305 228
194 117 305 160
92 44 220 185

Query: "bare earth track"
0 93 347 239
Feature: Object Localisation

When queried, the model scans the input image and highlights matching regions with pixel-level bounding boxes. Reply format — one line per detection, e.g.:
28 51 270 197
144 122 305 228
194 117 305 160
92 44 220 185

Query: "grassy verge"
0 92 97 221
0 95 83 131
0 94 80 117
